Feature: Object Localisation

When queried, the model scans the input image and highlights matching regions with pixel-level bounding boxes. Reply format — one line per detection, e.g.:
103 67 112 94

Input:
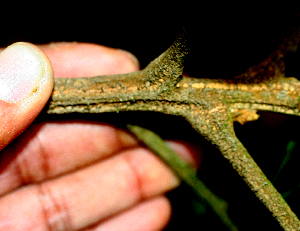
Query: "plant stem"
126 124 238 231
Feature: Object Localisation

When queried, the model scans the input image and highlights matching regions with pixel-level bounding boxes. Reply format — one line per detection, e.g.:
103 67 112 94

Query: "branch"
46 26 300 230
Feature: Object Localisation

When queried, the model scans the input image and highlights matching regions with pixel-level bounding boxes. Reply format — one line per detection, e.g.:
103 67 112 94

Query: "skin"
0 42 200 231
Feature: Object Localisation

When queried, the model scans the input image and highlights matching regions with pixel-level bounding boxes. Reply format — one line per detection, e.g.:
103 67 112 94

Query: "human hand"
0 42 199 231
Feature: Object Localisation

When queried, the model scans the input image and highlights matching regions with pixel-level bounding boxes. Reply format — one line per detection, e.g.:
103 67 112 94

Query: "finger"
0 43 139 78
0 121 137 195
39 42 140 77
0 121 201 196
0 148 179 231
86 197 171 231
0 43 53 151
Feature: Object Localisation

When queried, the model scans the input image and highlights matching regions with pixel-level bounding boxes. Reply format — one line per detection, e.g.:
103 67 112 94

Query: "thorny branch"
46 27 300 230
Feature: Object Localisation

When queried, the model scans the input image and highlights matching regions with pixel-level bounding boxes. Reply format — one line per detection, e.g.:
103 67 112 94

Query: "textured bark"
46 28 300 230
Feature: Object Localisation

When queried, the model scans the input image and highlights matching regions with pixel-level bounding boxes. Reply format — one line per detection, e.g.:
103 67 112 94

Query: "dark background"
1 4 298 78
2 3 300 230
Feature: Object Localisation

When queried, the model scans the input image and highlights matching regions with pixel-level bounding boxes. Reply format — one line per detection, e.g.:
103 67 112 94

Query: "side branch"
145 28 189 91
183 105 300 230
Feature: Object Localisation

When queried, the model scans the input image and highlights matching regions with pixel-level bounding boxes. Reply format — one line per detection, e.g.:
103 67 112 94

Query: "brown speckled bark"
46 28 300 230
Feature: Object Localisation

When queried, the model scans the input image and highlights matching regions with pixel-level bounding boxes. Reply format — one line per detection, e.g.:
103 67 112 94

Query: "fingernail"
0 42 46 102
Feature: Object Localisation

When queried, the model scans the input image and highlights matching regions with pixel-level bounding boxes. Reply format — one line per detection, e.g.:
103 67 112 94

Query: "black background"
1 4 298 78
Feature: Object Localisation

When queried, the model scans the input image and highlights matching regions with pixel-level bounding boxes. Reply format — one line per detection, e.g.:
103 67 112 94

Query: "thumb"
0 42 54 151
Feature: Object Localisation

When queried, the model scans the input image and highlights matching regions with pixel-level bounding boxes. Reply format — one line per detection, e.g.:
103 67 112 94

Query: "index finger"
39 42 140 77
0 42 140 78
